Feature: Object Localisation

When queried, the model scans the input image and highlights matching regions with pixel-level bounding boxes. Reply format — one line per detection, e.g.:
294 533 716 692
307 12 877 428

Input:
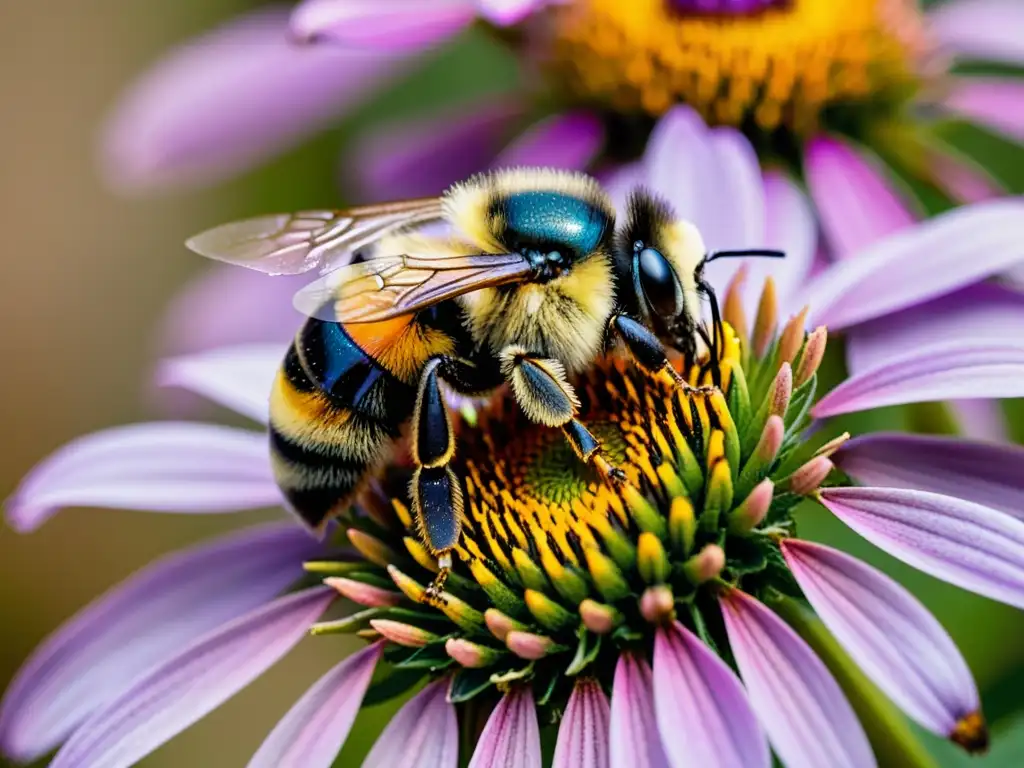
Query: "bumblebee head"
614 190 707 341
614 189 786 365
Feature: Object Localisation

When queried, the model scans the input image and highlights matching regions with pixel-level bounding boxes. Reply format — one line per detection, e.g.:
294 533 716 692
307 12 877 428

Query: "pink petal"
799 198 1024 330
291 0 476 50
468 687 541 768
930 147 1005 204
843 283 1024 374
836 432 1024 520
0 523 321 762
601 162 644 214
477 0 546 25
819 486 1024 609
157 344 284 424
158 265 303 357
813 341 1024 418
50 587 335 768
719 590 876 768
643 108 765 253
248 642 383 768
718 170 816 313
804 135 916 260
350 99 522 201
653 622 770 768
363 679 459 768
609 654 670 768
929 0 1024 66
949 399 1009 442
494 111 604 170
553 679 611 768
761 170 816 307
5 423 278 533
101 8 404 192
942 77 1024 142
781 540 980 739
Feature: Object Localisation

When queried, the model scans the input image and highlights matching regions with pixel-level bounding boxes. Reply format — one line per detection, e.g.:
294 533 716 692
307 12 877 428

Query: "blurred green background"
1 1 1024 766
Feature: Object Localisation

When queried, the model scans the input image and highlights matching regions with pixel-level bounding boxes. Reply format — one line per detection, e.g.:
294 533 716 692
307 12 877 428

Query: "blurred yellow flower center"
546 0 930 134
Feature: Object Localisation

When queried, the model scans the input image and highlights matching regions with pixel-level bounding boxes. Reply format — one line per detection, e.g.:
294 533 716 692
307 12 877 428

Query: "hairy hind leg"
500 346 626 486
411 356 481 604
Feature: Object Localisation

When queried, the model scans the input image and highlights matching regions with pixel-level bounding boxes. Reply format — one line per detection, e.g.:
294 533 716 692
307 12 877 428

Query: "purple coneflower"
162 104 1024 447
106 1 1023 230
5 169 1024 766
132 3 1024 437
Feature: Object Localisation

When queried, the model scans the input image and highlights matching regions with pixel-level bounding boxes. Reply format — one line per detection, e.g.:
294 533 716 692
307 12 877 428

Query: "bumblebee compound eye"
636 246 681 318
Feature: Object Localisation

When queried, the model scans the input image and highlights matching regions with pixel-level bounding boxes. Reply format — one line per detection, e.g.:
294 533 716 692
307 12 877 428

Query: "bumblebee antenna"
696 277 723 389
703 249 786 265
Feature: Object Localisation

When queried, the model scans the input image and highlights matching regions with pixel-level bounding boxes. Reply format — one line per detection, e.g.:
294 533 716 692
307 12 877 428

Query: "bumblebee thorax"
460 253 616 375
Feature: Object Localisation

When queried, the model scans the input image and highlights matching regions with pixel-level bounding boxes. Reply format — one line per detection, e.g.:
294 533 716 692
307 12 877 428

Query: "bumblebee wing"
184 197 444 276
295 252 533 323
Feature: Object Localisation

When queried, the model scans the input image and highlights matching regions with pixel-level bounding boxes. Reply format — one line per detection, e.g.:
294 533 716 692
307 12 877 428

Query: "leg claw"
593 453 628 487
423 569 450 607
662 362 719 396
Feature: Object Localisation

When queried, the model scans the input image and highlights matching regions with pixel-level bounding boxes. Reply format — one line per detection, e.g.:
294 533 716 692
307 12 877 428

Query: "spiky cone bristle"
309 279 833 716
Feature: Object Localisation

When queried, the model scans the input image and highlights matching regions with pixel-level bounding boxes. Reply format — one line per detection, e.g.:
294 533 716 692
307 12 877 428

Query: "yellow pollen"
451 325 742 578
544 0 931 134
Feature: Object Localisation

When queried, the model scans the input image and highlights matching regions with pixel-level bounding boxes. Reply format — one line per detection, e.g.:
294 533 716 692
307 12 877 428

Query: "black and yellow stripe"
269 304 476 533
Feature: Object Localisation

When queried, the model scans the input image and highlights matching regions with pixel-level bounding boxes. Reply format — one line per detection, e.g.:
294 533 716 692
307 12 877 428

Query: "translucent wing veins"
185 198 444 276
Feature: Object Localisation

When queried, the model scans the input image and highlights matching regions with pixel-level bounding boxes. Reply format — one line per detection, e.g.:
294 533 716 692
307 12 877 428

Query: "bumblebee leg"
562 417 627 486
411 358 466 605
608 314 716 394
500 346 626 485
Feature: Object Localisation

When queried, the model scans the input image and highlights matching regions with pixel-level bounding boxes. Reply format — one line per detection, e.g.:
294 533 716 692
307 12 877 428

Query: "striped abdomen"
269 318 416 532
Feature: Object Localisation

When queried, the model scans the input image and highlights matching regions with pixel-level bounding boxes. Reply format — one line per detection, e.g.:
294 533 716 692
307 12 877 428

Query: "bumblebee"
187 168 781 591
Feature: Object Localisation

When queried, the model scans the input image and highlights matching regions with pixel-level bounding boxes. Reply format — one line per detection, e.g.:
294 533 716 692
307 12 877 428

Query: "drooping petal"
719 589 876 768
291 0 476 50
818 486 1024 610
812 341 1024 418
157 344 284 424
0 523 320 762
929 0 1024 66
363 679 459 768
609 654 670 768
781 540 981 740
653 621 770 768
101 8 405 191
158 266 304 357
553 679 611 768
835 433 1024 520
843 283 1024 374
942 77 1024 142
803 135 915 260
799 198 1024 330
5 423 278 532
494 112 604 170
248 642 383 768
50 587 335 768
350 99 522 201
468 687 541 768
